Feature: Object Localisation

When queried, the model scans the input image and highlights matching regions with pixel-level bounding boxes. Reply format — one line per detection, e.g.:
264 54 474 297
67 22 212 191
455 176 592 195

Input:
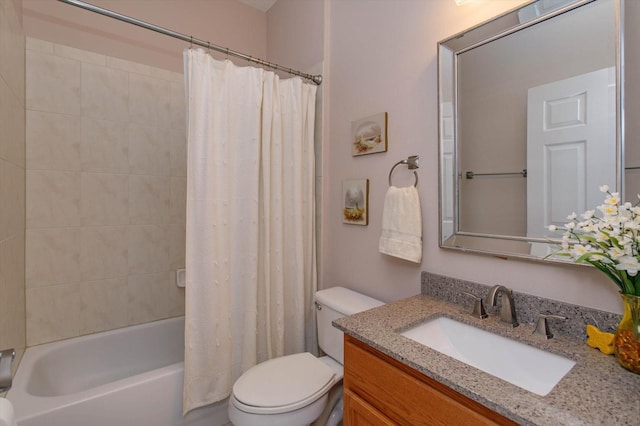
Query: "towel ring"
388 155 419 187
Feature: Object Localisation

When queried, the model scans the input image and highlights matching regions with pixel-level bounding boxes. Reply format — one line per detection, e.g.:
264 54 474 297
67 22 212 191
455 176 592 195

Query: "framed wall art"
342 178 369 225
351 112 388 156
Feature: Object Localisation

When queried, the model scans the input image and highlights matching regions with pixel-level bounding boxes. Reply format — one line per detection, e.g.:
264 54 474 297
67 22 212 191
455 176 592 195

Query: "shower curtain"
182 48 318 414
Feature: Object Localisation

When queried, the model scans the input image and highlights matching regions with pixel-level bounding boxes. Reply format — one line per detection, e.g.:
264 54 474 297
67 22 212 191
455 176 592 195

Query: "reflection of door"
527 68 616 241
441 102 454 241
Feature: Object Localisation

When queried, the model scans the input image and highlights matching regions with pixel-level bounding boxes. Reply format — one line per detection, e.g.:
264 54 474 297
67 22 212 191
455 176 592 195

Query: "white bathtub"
7 317 228 426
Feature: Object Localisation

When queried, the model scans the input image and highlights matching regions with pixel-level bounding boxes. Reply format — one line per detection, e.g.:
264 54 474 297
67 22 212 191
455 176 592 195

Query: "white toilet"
228 286 384 426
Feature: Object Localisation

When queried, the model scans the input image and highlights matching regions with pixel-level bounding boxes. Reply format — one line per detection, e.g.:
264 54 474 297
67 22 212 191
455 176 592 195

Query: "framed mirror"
438 0 638 261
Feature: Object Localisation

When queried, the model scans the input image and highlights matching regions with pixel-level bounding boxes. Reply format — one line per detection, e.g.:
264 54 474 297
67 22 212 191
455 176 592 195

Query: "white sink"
400 316 575 396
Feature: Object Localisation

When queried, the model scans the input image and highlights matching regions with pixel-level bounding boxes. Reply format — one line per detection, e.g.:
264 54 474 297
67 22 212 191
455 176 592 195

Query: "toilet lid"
232 352 336 414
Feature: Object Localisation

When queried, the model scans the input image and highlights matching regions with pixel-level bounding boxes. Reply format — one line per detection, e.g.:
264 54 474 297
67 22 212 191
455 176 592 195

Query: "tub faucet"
0 348 15 392
485 286 519 328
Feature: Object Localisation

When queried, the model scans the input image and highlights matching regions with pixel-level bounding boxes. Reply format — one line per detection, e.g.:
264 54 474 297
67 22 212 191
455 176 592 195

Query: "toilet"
228 287 384 426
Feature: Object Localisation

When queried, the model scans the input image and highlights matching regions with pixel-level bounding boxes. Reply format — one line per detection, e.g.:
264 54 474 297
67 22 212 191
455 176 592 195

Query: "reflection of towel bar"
465 169 527 179
626 166 640 170
389 155 419 187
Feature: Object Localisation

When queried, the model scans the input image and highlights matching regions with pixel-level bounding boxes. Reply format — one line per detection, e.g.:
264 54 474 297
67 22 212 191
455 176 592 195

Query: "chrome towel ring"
388 155 419 187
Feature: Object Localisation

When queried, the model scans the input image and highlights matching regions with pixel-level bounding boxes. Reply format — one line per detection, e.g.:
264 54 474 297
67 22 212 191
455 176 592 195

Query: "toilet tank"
314 287 384 365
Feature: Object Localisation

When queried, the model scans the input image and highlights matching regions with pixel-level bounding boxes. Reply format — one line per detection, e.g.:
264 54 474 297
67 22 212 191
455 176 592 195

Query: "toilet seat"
232 352 336 415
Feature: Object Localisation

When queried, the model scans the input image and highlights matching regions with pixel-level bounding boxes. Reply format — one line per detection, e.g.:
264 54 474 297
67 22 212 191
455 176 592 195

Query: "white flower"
566 222 575 230
570 244 591 258
598 204 617 216
615 255 640 276
605 193 621 206
608 247 626 259
548 225 557 232
567 212 577 220
600 185 610 193
581 210 595 219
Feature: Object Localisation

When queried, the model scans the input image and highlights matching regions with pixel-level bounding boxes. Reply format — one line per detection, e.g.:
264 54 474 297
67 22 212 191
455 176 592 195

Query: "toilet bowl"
228 287 384 426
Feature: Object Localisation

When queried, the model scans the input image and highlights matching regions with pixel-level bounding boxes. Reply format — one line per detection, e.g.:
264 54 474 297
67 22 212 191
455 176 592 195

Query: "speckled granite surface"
334 273 640 425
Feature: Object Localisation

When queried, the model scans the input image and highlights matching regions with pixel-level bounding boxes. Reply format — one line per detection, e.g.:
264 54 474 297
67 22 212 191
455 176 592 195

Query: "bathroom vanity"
335 275 640 426
343 335 516 425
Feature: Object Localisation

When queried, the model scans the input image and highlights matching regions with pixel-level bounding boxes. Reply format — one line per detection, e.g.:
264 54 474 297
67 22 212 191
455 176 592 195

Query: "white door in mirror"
526 67 616 244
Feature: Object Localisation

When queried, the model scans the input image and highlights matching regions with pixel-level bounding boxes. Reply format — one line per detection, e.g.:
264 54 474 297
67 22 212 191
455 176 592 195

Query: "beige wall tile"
54 44 105 66
166 80 185 132
129 73 171 125
26 227 80 288
169 127 187 177
25 37 53 54
26 110 80 171
23 40 186 343
80 226 128 281
81 173 129 226
129 174 170 224
81 117 128 173
81 63 129 123
128 123 170 176
0 0 25 105
168 223 185 271
148 66 182 84
0 160 10 241
127 272 169 325
0 79 26 168
0 0 25 356
128 225 169 275
106 56 151 76
0 79 10 163
26 169 80 228
26 50 80 114
79 278 128 334
170 176 186 224
1 160 25 239
26 283 80 346
0 235 26 350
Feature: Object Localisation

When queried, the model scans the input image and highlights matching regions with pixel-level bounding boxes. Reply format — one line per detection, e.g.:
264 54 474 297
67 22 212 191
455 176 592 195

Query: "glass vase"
614 293 640 374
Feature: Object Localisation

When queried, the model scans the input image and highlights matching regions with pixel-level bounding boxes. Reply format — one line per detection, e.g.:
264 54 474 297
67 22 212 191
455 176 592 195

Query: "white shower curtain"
182 49 318 414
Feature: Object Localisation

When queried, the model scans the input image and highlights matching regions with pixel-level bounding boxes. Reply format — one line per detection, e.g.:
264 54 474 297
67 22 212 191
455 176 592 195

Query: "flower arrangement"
548 185 640 296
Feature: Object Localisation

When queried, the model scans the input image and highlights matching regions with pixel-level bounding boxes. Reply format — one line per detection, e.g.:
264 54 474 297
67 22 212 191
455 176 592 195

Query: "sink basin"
400 317 575 396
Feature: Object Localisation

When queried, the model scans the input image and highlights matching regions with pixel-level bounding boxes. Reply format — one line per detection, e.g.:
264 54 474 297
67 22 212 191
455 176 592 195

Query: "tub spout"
0 349 15 392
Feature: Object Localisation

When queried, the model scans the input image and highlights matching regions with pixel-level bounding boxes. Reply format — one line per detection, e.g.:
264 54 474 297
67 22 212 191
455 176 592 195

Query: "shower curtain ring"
189 36 193 49
225 47 229 59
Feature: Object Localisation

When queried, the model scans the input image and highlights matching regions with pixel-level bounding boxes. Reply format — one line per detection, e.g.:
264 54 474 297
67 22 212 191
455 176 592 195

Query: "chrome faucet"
485 286 519 327
0 348 15 392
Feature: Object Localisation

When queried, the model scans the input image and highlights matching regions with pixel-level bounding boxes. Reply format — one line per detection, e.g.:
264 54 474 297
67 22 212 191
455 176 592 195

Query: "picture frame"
351 112 388 156
342 178 369 225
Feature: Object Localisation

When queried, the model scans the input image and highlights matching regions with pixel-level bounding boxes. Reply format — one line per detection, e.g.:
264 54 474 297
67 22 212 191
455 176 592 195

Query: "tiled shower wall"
0 0 26 357
25 38 186 346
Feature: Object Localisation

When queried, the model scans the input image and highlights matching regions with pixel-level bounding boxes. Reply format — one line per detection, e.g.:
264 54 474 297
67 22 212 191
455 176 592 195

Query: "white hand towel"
379 185 422 263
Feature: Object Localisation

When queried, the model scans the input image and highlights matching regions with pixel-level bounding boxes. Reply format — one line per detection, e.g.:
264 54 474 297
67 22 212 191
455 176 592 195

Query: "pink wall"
22 0 267 73
266 0 323 74
324 0 622 313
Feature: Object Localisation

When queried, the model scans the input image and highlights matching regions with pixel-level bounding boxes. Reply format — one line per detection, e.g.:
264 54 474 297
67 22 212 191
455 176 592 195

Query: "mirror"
438 0 638 261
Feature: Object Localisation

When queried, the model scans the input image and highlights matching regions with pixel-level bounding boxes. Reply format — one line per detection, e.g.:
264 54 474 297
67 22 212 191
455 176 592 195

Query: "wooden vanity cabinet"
343 335 518 426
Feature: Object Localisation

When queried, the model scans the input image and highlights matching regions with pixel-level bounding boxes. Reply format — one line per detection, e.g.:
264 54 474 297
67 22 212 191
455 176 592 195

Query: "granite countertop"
334 294 640 426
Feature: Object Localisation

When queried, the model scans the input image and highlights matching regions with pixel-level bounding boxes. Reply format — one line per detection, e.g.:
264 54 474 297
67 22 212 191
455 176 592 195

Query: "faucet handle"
533 312 567 339
462 292 488 319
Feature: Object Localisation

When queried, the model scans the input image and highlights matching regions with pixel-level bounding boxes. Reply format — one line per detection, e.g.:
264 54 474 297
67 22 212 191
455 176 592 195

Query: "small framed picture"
351 112 388 156
342 179 369 226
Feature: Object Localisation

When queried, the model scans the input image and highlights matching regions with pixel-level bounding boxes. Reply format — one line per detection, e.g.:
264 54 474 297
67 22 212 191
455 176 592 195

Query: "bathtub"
7 317 228 426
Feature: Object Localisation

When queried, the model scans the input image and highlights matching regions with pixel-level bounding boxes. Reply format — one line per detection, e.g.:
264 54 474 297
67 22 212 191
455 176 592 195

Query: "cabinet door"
343 335 517 426
344 389 397 426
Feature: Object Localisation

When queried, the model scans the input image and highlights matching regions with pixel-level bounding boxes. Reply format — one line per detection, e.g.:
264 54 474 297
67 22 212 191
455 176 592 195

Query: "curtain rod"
57 0 323 85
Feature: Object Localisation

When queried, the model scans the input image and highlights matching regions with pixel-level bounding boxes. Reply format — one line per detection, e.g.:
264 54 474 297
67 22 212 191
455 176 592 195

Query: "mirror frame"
437 0 624 262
